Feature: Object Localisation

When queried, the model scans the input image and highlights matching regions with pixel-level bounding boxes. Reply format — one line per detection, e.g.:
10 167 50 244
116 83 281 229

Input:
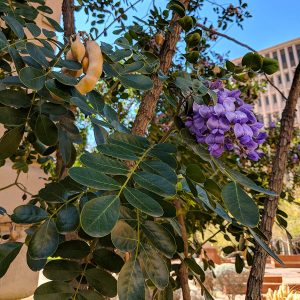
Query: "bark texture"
246 62 300 299
62 0 75 38
175 200 191 300
131 0 190 136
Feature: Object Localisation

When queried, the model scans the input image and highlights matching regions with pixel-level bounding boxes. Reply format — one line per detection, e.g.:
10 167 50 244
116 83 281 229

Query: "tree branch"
95 0 143 40
246 62 300 299
62 0 75 38
132 0 191 136
197 23 288 101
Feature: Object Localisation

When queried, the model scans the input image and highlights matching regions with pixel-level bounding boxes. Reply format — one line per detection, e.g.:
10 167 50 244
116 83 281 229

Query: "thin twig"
95 0 143 40
197 23 288 100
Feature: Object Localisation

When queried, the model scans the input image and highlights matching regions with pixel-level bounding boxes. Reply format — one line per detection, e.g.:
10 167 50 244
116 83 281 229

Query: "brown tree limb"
175 199 191 300
62 0 75 38
246 63 300 299
132 0 190 136
197 23 288 101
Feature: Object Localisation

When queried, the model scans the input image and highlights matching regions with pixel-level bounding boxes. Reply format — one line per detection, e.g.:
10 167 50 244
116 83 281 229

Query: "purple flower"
185 80 267 160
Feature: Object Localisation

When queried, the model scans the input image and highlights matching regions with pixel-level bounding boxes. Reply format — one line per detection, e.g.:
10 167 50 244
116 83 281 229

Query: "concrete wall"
0 0 62 218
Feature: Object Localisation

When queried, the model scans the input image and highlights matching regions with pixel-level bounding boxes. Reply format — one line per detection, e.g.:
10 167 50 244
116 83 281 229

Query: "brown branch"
197 23 288 101
132 0 191 136
175 199 191 300
95 0 143 40
62 0 75 38
246 62 300 300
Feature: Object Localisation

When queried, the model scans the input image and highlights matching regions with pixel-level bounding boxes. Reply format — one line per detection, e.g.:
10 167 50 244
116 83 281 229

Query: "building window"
272 51 278 61
296 44 300 61
273 94 277 104
280 49 287 69
258 99 262 107
268 114 272 125
265 96 269 106
277 74 282 84
285 72 290 82
288 46 295 67
265 53 270 58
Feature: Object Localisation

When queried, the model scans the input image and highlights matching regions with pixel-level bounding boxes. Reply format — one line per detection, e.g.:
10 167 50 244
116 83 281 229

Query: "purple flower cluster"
186 81 267 161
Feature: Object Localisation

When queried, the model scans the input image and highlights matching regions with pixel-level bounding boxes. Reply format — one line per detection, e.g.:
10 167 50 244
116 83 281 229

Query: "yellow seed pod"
155 33 165 46
75 39 103 94
82 56 89 73
71 33 85 62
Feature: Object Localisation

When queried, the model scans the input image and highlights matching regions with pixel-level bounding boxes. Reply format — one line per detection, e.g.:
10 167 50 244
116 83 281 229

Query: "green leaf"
56 204 79 233
235 254 244 273
3 16 24 39
27 252 47 272
142 221 176 258
119 74 153 90
123 187 163 217
45 79 72 101
118 258 145 300
0 242 23 278
45 16 64 32
262 57 279 75
8 47 25 72
51 71 78 86
222 182 259 227
186 164 205 183
41 102 67 116
43 260 81 281
0 126 24 160
184 257 205 281
58 58 82 70
111 220 138 252
78 290 104 300
140 160 177 184
226 60 236 72
0 89 31 108
97 144 138 161
28 219 59 259
35 115 58 146
34 281 74 300
11 205 48 224
26 22 41 37
213 159 276 196
93 248 124 273
19 67 46 90
80 152 129 175
26 42 49 67
39 182 67 203
54 240 90 259
81 195 120 237
242 52 263 71
140 246 169 290
249 228 284 266
69 167 120 190
0 107 26 126
86 268 117 297
133 172 176 197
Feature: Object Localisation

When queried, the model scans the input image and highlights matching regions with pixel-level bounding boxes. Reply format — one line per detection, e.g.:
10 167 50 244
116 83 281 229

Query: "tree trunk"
132 0 190 136
246 62 300 299
62 0 75 38
131 1 191 298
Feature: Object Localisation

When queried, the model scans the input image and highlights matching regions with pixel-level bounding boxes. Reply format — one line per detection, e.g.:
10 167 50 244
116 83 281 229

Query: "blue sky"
75 0 300 60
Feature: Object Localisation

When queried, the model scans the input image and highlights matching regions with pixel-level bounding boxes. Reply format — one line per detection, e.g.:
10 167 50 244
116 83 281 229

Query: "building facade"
233 37 300 127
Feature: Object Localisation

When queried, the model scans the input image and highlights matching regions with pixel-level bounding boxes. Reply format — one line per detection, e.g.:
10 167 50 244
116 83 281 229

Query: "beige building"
233 37 300 127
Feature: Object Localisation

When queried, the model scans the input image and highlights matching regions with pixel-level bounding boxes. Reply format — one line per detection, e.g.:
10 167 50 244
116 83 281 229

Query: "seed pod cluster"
62 32 103 95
